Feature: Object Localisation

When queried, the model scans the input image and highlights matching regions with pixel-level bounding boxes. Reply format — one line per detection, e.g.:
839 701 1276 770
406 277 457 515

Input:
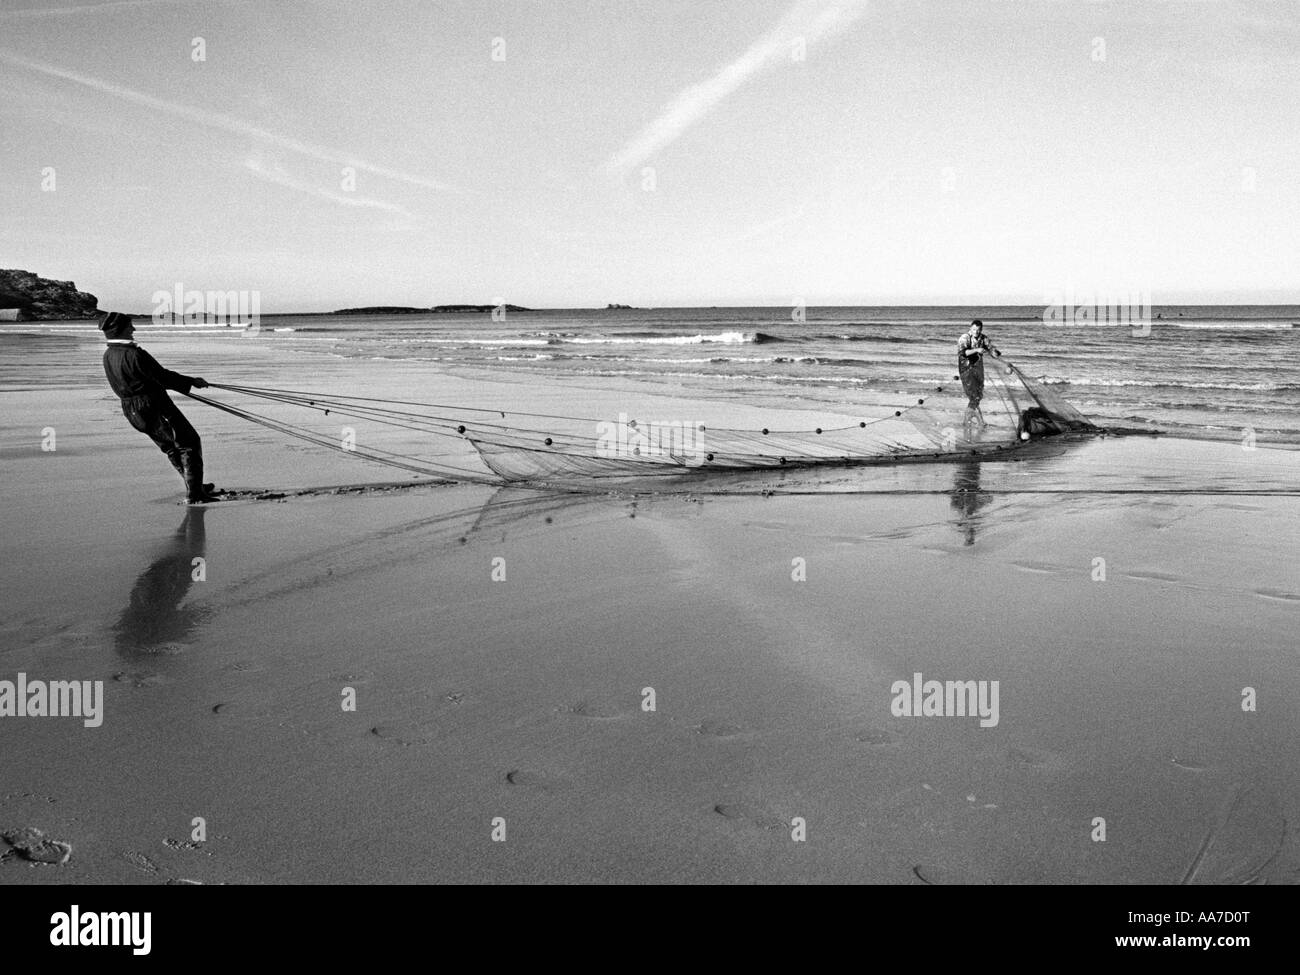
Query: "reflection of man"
114 508 210 657
100 311 220 503
956 320 1001 433
949 458 993 546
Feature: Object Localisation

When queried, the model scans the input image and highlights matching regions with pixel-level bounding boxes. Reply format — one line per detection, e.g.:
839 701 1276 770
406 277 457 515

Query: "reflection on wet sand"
113 508 210 657
949 458 994 545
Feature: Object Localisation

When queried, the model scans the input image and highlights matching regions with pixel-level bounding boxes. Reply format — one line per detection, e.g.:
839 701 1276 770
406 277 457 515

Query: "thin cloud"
0 0 220 18
0 48 455 193
605 0 871 177
243 156 416 220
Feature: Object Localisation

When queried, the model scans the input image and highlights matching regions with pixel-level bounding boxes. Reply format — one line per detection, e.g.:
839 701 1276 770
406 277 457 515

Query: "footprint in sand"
122 850 159 875
853 727 900 747
1007 745 1068 773
370 720 437 746
210 700 275 717
163 837 210 854
113 671 167 688
695 720 746 739
1 826 72 866
556 699 627 721
505 769 569 793
712 803 787 832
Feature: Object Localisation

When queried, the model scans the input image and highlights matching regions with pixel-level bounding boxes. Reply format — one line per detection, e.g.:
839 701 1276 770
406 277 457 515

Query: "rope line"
207 381 930 435
184 391 499 483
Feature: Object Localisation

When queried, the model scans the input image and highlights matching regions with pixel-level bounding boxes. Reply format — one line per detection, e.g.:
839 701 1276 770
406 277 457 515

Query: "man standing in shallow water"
956 319 1001 433
99 311 220 504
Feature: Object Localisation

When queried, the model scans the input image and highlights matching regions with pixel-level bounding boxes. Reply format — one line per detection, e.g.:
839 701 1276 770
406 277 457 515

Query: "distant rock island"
334 304 532 315
606 303 635 309
0 269 99 320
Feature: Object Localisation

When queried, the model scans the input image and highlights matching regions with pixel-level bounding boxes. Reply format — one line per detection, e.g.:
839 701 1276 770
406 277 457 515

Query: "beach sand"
1 331 1298 883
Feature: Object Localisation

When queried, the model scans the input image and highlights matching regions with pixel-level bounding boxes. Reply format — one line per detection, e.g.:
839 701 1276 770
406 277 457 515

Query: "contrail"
243 156 416 220
0 0 224 19
605 0 871 177
0 48 455 193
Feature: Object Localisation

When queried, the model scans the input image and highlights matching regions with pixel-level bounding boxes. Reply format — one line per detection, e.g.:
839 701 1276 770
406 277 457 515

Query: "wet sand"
1 330 1298 883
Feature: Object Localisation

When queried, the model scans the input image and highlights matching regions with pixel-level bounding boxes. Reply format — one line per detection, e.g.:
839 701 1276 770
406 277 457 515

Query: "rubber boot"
182 452 219 504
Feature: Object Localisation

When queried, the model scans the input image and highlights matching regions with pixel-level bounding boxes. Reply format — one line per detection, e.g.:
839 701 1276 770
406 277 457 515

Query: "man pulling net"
99 311 221 504
956 319 1001 435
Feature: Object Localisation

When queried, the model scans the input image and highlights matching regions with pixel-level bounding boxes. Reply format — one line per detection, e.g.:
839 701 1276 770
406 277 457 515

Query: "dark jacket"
103 342 197 404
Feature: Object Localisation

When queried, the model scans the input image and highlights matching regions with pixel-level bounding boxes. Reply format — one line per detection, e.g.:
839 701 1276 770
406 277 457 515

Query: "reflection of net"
466 359 1098 483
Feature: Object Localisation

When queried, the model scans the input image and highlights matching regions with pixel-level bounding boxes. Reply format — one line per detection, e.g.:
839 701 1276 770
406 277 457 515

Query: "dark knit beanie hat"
99 311 134 340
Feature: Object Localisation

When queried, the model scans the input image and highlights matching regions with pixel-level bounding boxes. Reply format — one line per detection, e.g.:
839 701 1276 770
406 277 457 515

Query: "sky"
1 0 1298 311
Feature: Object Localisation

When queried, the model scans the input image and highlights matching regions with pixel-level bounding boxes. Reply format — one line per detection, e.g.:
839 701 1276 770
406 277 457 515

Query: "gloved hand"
191 377 210 389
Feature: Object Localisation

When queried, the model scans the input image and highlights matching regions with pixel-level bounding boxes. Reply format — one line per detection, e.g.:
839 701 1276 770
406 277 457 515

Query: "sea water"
9 305 1300 444
262 305 1300 445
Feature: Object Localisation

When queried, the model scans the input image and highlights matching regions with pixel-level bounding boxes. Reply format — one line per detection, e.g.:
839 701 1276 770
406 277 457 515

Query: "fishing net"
193 356 1096 488
463 357 1097 483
